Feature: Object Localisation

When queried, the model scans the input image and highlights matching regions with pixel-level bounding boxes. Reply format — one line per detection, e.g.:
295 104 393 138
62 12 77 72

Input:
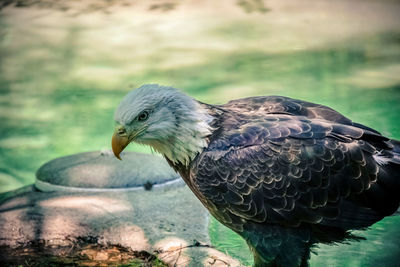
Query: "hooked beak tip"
112 131 129 160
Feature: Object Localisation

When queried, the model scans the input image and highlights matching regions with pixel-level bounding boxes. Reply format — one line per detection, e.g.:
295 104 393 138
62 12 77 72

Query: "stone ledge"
0 152 242 266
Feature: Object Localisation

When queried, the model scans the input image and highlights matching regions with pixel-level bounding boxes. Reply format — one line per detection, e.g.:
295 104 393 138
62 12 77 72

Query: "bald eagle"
112 84 400 266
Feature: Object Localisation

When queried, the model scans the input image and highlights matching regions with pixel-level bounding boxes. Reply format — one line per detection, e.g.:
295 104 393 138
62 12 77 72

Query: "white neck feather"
150 102 214 166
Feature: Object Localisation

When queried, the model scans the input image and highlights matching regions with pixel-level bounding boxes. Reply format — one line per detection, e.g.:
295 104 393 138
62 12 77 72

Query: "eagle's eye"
138 111 149 122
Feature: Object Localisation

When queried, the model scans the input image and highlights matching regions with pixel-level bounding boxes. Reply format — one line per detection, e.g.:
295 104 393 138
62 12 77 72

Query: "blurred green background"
1 0 400 266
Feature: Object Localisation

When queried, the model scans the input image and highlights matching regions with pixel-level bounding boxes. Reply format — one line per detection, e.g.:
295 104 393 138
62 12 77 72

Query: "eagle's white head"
112 84 214 165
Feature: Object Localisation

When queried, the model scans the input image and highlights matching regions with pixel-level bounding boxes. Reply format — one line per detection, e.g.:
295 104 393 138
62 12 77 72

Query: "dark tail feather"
391 139 400 155
393 208 400 216
373 139 400 216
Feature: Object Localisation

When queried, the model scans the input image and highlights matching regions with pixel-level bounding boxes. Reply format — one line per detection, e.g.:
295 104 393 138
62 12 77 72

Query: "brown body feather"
166 96 400 266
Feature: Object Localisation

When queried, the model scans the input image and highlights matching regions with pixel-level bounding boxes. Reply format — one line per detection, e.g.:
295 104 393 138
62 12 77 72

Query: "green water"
1 1 400 266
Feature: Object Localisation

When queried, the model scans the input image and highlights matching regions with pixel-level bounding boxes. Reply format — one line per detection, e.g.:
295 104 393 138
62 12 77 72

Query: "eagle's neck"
150 101 216 167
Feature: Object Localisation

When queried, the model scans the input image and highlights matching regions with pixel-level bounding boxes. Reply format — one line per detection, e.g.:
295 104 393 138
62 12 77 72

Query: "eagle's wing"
222 95 381 133
191 103 400 233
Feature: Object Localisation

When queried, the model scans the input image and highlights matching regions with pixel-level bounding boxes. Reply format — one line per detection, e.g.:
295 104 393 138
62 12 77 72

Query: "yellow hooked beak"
111 131 129 160
112 125 147 160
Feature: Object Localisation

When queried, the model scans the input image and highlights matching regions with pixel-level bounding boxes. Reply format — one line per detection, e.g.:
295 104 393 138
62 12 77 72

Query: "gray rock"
35 150 182 192
0 151 242 266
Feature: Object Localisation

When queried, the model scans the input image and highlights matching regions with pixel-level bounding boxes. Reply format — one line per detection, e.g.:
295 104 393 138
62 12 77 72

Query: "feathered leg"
243 223 312 267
